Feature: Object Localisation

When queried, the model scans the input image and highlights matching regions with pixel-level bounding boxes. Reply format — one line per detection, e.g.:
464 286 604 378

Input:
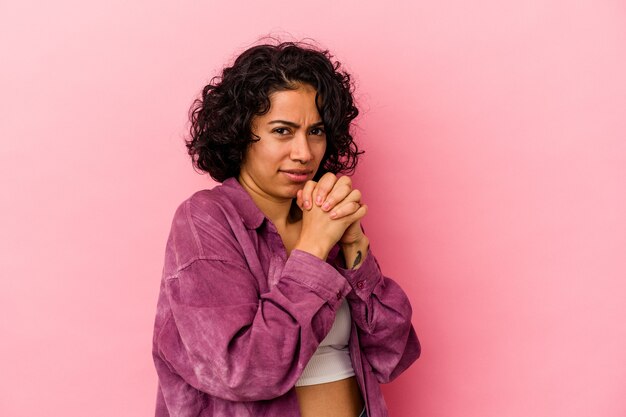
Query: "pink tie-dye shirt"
152 177 420 416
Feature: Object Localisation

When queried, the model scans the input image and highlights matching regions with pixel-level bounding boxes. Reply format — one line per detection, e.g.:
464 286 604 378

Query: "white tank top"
295 298 355 386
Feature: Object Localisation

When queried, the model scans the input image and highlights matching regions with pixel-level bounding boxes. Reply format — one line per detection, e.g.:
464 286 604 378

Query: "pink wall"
1 1 625 416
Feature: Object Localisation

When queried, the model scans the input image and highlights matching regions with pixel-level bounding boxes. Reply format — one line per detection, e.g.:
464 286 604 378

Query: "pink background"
1 1 625 416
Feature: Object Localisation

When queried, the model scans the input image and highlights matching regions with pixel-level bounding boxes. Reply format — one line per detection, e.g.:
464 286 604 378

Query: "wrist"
340 236 369 270
293 239 330 261
340 235 369 250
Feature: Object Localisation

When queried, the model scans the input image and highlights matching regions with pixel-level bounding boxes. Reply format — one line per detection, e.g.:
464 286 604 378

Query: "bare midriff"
295 376 364 417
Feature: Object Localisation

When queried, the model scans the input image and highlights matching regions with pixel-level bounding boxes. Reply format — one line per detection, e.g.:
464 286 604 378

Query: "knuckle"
320 172 337 188
321 174 336 189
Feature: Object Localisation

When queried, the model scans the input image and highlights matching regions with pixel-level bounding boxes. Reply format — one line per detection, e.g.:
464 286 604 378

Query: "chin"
285 186 301 198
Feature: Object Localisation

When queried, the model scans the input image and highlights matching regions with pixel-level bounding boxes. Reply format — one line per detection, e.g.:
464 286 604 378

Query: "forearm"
160 253 352 401
340 235 370 270
336 247 421 382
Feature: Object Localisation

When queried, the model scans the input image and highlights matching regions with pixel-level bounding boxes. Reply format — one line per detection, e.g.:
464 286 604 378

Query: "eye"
272 127 291 136
310 127 326 136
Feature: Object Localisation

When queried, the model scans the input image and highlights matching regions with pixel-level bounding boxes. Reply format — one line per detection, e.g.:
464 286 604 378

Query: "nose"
290 132 313 164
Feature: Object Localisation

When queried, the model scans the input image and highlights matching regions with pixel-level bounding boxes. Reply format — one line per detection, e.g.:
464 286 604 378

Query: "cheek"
253 142 288 168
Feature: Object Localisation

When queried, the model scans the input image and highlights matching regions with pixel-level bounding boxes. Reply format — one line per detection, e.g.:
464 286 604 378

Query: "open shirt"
152 177 420 416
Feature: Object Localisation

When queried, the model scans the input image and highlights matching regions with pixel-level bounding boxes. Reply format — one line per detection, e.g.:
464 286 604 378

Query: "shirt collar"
221 177 266 229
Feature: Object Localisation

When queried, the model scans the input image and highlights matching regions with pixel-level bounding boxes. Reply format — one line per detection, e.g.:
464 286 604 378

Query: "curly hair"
186 40 363 183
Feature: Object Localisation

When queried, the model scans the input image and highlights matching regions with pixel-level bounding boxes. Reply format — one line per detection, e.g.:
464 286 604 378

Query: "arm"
154 204 351 402
297 174 420 381
335 242 421 383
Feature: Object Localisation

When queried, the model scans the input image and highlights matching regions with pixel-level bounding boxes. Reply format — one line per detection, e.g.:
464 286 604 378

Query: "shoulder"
181 186 234 225
166 185 248 269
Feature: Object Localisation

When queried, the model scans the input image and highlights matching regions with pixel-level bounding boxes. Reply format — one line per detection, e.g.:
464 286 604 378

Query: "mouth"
280 169 312 183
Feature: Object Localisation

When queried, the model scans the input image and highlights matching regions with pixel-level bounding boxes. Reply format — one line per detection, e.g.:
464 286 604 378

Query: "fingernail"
316 195 322 205
330 211 337 218
304 200 310 209
322 202 330 210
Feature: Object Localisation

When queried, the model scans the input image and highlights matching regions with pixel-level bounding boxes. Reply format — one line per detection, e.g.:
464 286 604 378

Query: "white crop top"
295 299 355 386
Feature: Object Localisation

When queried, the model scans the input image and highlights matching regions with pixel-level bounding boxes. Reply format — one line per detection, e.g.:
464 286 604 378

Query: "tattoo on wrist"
352 250 362 268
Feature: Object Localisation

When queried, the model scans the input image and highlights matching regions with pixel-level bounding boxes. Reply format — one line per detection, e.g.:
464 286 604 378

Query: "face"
238 83 327 203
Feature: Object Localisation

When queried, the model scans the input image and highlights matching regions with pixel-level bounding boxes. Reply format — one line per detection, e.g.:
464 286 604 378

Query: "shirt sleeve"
154 207 352 402
334 246 421 383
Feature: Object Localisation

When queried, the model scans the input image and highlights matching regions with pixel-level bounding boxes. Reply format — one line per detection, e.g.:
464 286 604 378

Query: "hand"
295 174 368 257
296 173 358 220
339 218 366 246
294 176 367 260
296 173 368 243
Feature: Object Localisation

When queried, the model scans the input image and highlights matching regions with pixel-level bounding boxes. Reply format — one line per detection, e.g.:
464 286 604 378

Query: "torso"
278 219 365 417
295 378 364 417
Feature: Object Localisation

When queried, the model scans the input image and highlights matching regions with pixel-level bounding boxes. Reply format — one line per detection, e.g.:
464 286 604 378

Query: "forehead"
261 84 320 119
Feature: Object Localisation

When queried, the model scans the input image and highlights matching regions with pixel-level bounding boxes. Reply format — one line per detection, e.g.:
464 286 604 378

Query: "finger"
327 189 362 218
301 180 317 209
330 188 362 209
343 204 368 224
321 176 353 211
329 201 362 219
313 173 337 206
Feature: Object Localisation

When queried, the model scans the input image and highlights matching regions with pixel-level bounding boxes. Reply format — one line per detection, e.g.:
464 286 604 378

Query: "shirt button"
356 281 365 289
336 291 342 300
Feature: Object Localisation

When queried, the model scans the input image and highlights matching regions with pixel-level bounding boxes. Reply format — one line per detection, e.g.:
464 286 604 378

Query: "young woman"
152 40 420 417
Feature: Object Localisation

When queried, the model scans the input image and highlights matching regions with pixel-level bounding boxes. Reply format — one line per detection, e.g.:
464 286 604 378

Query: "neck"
237 175 302 230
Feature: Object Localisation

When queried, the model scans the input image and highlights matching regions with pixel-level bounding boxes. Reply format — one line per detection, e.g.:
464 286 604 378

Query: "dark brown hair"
186 40 362 182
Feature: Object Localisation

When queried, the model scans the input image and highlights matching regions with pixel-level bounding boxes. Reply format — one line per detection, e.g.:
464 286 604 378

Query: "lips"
281 169 312 175
280 170 312 183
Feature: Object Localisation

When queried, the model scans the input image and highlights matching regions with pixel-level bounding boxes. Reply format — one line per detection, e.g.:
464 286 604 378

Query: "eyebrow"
268 120 324 128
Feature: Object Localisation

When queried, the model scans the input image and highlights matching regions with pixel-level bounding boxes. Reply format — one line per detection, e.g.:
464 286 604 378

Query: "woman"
152 40 420 417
